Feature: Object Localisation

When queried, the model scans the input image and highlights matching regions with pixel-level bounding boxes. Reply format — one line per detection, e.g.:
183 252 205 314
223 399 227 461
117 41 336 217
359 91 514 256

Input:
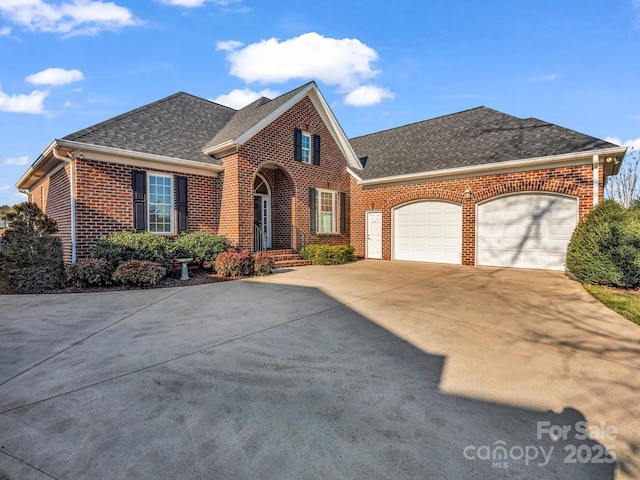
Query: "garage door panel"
477 194 577 270
393 201 462 264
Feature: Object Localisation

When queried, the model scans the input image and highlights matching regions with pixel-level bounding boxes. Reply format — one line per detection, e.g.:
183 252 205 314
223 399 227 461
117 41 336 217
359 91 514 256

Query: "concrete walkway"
0 260 638 479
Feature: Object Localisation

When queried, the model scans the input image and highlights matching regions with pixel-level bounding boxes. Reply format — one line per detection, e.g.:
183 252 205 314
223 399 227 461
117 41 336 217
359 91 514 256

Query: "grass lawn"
584 284 640 326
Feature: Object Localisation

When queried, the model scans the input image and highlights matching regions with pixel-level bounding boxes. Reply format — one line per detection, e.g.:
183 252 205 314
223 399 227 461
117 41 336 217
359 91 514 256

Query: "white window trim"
147 173 174 234
301 132 312 164
316 188 337 234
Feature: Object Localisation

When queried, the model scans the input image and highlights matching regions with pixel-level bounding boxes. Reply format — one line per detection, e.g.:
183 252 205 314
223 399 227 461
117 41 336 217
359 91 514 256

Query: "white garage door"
477 193 578 270
393 201 462 264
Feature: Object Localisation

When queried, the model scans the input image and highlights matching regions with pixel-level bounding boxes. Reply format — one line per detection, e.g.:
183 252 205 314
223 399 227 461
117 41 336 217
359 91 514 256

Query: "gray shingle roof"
63 92 236 165
350 107 618 180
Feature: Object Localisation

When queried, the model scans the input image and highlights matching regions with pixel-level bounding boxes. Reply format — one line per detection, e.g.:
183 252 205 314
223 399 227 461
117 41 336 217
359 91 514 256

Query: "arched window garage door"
393 201 462 264
476 193 578 270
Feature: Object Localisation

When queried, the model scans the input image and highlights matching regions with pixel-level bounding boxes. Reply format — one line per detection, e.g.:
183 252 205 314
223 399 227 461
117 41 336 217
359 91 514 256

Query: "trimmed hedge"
253 251 275 276
214 248 254 277
112 260 167 287
90 231 171 268
566 200 640 287
171 232 230 268
67 258 114 287
301 244 356 265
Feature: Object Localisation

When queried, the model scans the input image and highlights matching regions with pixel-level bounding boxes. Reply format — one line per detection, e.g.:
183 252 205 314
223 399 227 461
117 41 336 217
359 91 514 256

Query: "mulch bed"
0 269 234 295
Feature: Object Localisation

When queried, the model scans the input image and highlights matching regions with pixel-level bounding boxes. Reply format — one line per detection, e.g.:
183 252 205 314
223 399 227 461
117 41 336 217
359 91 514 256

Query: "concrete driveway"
0 260 639 479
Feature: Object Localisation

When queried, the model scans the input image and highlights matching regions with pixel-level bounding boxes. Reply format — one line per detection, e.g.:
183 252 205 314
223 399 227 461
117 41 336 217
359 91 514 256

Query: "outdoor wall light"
464 186 472 199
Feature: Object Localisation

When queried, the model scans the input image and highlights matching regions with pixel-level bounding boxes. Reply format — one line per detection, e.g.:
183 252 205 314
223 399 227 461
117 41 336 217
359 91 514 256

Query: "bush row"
214 249 275 277
301 244 356 265
89 231 231 270
68 258 168 288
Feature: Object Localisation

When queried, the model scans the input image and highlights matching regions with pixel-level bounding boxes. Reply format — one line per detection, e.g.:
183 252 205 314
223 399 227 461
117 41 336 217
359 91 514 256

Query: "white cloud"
26 67 84 86
4 156 30 166
0 185 10 191
0 26 11 35
220 32 380 90
0 85 48 114
216 39 243 51
530 73 557 82
606 136 640 150
212 88 279 109
0 0 141 36
344 84 394 107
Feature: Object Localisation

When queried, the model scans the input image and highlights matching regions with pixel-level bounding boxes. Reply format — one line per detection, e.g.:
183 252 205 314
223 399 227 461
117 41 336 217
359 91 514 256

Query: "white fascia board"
352 146 628 187
57 139 224 175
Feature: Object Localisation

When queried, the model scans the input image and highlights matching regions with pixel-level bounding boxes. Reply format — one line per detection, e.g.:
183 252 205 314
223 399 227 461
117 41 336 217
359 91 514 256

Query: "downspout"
52 147 77 263
593 154 600 207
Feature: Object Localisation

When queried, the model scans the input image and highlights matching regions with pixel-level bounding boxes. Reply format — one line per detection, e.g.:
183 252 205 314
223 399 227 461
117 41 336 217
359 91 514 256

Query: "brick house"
16 81 626 270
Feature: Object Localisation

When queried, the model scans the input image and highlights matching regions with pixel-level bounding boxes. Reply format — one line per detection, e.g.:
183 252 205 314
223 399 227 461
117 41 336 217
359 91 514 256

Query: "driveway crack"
0 449 60 480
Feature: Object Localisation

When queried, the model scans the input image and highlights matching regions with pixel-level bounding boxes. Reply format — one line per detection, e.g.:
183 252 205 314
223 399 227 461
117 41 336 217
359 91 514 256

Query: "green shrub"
253 251 275 276
112 259 166 287
0 202 65 293
301 244 356 265
171 232 230 268
214 248 254 277
566 200 640 287
67 258 114 287
90 231 171 268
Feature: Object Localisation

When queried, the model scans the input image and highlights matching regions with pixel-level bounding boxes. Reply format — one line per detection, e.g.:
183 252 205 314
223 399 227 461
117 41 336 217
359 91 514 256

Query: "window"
316 189 336 233
301 132 311 164
148 174 173 233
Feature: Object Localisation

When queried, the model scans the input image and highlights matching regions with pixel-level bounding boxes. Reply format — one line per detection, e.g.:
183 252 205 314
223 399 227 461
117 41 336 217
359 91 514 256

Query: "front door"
366 211 382 259
254 194 271 249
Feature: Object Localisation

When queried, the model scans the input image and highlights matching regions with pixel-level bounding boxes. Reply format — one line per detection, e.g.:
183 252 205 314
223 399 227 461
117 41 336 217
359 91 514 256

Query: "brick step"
270 253 304 262
266 249 295 255
274 259 312 268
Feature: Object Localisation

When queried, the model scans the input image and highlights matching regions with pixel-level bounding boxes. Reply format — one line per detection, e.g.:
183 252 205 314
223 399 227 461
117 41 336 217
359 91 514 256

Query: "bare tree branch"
605 149 640 207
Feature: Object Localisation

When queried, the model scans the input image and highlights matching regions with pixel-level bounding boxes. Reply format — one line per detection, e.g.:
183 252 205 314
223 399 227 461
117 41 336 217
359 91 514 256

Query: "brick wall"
29 164 73 263
350 163 598 265
218 96 352 249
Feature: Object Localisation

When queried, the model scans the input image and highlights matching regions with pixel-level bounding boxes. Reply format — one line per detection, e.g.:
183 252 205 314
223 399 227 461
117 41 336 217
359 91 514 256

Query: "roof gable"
350 107 621 180
203 82 363 171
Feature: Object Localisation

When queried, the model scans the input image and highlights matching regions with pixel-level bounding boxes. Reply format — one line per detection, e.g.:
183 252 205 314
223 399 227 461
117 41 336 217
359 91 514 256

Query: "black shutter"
313 134 320 165
340 192 346 234
309 187 316 233
132 170 146 231
176 175 188 233
294 128 302 161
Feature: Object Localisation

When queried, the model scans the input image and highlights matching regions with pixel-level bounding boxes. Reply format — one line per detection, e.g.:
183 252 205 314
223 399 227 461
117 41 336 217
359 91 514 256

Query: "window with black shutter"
176 175 188 233
313 134 320 165
309 187 316 233
294 128 302 162
132 170 146 231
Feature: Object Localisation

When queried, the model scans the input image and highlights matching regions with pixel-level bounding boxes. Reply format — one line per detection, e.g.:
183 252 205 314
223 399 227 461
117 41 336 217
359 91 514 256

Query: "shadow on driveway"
0 276 621 479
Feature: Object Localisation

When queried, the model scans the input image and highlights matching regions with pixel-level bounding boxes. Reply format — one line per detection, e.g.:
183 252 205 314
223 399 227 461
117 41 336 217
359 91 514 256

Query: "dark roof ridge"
64 92 236 141
349 106 509 141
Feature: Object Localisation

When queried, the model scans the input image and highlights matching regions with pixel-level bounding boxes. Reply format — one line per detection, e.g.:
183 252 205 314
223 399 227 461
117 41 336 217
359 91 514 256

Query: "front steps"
266 249 312 268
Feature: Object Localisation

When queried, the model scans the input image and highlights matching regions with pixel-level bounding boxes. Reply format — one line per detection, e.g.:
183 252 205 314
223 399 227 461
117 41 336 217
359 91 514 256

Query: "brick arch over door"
253 163 296 249
473 179 583 204
386 188 464 209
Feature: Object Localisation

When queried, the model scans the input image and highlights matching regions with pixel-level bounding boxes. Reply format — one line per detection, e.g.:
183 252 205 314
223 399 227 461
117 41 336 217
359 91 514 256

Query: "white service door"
393 201 462 264
477 193 578 270
366 211 382 259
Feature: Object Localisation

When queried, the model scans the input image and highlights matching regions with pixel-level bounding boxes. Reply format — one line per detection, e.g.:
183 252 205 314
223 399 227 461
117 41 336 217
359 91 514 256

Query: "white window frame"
301 132 312 164
148 173 174 234
316 188 336 234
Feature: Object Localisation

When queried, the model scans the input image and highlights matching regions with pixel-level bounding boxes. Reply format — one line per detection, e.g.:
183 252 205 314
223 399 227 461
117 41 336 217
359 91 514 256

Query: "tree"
0 202 65 293
0 204 14 228
605 149 640 207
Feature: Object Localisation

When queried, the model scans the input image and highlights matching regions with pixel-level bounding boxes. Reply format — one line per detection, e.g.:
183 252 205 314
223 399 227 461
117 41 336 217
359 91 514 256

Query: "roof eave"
16 139 224 191
353 146 628 186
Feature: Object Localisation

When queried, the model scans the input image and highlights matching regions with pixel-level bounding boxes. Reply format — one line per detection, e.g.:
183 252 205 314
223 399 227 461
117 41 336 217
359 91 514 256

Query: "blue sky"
1 0 639 206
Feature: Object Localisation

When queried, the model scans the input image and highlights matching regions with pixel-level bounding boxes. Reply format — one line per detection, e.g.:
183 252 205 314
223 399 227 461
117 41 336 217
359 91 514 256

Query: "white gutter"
349 146 627 186
52 147 77 263
593 154 600 207
56 139 225 173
